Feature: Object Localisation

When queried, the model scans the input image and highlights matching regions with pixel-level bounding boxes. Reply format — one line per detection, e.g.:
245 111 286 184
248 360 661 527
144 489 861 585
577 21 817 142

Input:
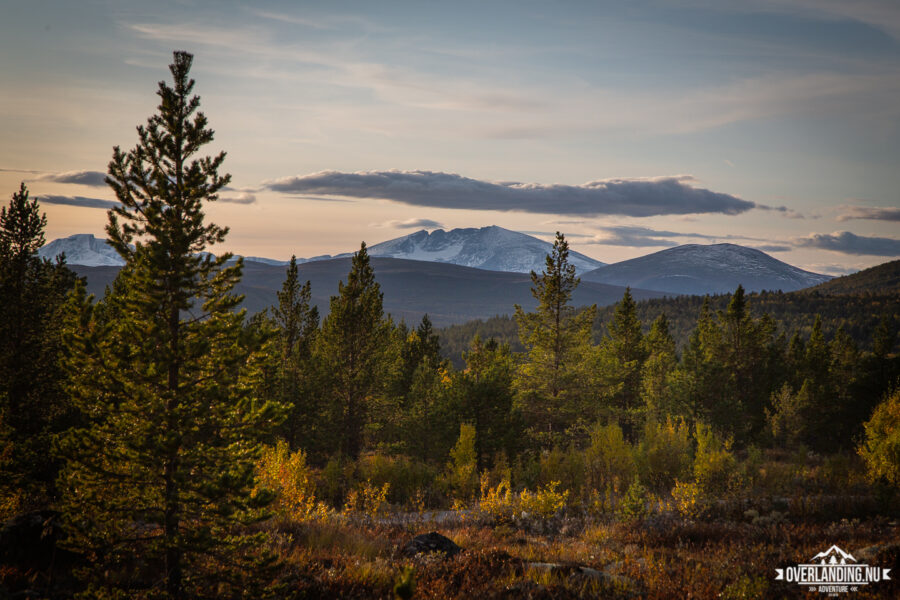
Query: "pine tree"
458 336 517 470
59 52 284 598
271 255 319 450
640 314 677 423
514 232 596 447
0 184 76 509
315 242 390 460
600 288 648 436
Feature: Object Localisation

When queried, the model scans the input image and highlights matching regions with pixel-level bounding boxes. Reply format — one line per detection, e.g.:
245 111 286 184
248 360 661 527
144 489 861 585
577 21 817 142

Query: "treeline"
438 289 900 368
2 51 899 599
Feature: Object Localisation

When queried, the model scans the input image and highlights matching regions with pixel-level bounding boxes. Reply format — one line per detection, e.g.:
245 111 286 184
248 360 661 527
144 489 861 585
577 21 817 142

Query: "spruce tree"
600 288 648 436
315 242 390 460
514 232 596 447
271 255 319 450
0 184 76 509
59 52 284 598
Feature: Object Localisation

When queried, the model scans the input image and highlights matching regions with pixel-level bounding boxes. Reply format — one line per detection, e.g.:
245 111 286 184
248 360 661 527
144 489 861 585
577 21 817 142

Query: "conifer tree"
640 313 678 423
458 336 517 470
600 288 648 436
272 255 319 450
315 242 390 460
60 52 283 598
0 184 76 508
514 232 596 447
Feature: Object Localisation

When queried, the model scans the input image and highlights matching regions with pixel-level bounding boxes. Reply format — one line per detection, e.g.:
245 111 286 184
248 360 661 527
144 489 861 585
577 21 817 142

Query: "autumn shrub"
538 445 584 501
356 452 436 506
519 481 569 519
637 417 693 493
256 440 330 521
477 472 516 523
693 422 737 495
858 388 900 488
443 423 478 503
584 422 635 497
671 480 709 519
343 480 391 520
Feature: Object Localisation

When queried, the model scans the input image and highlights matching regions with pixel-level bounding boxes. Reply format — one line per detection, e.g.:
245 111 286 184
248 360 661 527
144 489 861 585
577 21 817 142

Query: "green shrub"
637 418 693 493
617 477 649 521
357 452 436 505
538 446 584 501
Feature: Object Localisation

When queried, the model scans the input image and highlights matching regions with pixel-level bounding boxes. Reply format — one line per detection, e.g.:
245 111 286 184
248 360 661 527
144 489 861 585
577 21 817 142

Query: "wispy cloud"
38 195 121 210
36 170 107 187
757 204 805 219
219 192 257 204
375 218 445 229
578 225 716 247
752 244 792 252
264 170 756 217
793 231 900 256
835 205 900 222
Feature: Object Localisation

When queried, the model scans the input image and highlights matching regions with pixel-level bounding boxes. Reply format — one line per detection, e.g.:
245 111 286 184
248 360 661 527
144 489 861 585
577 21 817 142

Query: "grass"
262 509 899 599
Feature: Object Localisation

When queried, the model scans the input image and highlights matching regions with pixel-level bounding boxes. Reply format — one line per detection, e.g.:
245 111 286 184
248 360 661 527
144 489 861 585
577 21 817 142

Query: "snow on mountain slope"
39 234 289 267
38 234 125 267
363 226 604 274
581 243 831 295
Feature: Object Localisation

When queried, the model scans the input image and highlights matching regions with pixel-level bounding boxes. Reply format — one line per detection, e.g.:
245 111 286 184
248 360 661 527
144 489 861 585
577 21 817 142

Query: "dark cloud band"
794 231 900 256
38 195 122 209
264 170 756 217
836 206 900 222
37 170 108 186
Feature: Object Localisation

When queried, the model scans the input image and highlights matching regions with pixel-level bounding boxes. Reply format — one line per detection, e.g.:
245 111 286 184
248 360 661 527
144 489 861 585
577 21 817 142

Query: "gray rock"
401 531 462 558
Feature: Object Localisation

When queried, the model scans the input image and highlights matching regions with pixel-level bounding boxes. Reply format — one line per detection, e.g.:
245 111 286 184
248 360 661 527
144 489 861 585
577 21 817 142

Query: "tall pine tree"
60 52 284 598
314 242 390 460
514 232 596 448
0 184 76 510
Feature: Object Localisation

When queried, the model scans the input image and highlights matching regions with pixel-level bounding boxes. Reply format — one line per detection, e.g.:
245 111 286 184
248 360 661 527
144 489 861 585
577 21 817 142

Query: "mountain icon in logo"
811 545 856 565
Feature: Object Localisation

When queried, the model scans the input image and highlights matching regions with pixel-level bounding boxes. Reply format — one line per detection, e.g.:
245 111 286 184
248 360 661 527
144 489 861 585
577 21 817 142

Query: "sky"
2 0 899 275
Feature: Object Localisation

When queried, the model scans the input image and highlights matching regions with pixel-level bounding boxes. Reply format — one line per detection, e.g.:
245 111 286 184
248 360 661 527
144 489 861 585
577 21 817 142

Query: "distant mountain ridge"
582 243 831 294
70 258 665 327
38 226 602 274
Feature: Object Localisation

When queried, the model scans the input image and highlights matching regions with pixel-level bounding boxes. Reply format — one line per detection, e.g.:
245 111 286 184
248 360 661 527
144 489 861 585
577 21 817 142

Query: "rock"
401 531 462 558
526 561 637 591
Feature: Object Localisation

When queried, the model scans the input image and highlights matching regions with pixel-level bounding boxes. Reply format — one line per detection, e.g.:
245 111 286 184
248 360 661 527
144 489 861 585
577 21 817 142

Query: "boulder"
401 531 462 558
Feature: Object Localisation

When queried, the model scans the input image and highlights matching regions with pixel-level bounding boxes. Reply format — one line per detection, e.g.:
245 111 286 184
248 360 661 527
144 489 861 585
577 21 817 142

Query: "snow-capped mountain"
581 243 831 295
38 234 125 267
361 226 604 274
39 234 290 267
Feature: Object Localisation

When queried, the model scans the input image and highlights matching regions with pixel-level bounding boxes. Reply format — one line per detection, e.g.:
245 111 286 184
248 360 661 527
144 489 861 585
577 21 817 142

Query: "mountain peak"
582 242 830 295
365 225 604 274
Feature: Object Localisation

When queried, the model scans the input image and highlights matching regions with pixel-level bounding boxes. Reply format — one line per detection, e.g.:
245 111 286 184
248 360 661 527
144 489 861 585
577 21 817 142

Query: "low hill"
71 257 663 327
802 260 900 296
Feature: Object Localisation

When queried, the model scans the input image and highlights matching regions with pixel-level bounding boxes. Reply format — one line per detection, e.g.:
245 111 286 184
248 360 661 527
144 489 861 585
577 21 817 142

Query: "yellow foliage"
671 480 708 519
344 480 391 519
520 481 569 518
256 441 330 521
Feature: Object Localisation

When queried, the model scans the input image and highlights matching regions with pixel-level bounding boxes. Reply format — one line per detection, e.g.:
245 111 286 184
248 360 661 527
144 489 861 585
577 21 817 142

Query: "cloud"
752 244 792 252
264 170 755 217
376 218 445 229
219 192 257 204
579 225 711 247
36 170 107 186
37 195 121 210
757 204 805 219
836 205 900 222
793 231 900 256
